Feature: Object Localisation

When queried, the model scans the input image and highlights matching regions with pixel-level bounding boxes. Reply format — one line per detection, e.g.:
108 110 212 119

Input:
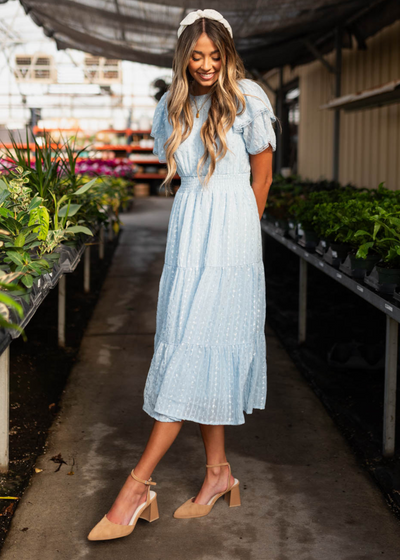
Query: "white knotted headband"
177 9 233 39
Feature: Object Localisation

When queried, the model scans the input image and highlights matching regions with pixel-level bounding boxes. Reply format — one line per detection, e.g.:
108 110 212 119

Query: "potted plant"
357 206 400 293
287 192 321 250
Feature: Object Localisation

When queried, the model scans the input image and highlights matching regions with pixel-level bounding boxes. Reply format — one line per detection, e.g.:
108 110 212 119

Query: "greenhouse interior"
0 0 400 558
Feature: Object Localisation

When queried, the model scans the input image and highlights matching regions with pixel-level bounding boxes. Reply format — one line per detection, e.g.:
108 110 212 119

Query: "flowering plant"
75 158 137 179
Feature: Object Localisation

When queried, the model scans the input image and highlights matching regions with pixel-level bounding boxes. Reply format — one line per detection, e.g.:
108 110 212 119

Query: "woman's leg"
193 424 236 505
107 419 183 524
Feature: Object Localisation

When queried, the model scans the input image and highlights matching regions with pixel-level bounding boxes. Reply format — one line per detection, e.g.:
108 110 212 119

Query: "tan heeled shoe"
87 470 159 541
173 461 241 519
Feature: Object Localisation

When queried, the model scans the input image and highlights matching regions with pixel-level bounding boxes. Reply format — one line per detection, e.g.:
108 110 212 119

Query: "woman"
88 8 277 541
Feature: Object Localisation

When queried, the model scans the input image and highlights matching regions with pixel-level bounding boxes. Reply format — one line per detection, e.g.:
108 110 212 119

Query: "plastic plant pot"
297 228 320 252
376 265 400 285
315 237 331 256
327 340 385 370
339 252 382 279
55 242 85 273
30 275 48 306
350 252 381 271
323 242 352 267
272 217 289 237
364 264 400 295
42 266 64 290
288 219 299 241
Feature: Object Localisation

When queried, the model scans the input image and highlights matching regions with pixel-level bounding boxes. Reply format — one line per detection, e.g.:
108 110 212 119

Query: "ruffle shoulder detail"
233 78 277 154
150 91 169 163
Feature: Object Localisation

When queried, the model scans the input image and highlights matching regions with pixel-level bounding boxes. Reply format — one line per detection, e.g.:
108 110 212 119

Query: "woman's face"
187 32 222 94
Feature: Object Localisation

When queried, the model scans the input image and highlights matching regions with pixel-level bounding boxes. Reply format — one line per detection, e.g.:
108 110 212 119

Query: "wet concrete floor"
2 197 400 560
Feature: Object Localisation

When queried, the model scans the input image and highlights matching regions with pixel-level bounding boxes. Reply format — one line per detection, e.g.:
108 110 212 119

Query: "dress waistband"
178 172 251 192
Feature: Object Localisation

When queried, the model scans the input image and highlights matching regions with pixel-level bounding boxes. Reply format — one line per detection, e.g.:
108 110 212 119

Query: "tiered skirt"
143 172 267 425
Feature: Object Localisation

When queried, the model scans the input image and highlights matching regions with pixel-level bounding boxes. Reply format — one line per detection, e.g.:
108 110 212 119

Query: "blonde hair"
161 17 247 194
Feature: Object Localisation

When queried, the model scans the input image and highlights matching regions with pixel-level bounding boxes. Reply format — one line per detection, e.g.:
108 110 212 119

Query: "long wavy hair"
161 17 247 193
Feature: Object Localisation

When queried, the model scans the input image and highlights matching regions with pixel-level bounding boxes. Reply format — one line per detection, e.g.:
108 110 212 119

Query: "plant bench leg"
58 274 66 348
0 346 10 473
84 245 90 294
383 315 398 457
299 257 307 344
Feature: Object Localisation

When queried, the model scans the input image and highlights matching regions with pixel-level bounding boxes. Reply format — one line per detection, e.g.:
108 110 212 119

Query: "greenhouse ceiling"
17 0 400 71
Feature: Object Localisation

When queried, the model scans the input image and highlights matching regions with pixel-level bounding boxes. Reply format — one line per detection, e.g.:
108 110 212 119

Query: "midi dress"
142 78 277 425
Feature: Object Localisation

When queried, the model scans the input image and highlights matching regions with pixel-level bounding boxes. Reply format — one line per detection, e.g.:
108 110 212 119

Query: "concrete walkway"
2 197 400 560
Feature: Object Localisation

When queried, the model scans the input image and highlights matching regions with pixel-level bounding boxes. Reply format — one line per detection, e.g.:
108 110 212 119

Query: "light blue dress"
143 78 277 425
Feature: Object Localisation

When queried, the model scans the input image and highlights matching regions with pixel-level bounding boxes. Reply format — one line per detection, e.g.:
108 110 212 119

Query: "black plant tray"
55 241 86 273
2 235 92 344
297 235 319 252
364 267 398 296
7 291 46 339
327 339 388 370
323 246 344 268
339 255 367 280
261 219 400 323
272 220 288 237
315 239 330 256
287 220 299 241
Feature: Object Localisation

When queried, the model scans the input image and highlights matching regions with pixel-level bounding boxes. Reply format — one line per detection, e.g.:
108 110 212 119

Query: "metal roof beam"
248 68 277 96
303 38 336 74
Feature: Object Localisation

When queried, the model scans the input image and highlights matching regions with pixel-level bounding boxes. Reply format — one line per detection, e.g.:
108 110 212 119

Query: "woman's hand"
249 146 274 220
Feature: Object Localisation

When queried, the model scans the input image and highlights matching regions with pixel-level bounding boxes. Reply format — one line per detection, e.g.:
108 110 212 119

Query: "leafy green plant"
263 176 400 269
1 129 62 200
314 198 373 245
0 270 27 338
353 206 400 267
1 140 98 260
0 132 133 333
0 167 52 287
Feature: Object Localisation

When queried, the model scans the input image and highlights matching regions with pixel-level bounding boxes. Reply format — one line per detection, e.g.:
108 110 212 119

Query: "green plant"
1 129 62 201
0 270 26 338
0 167 52 287
354 206 400 267
0 132 133 333
1 141 98 260
316 198 374 245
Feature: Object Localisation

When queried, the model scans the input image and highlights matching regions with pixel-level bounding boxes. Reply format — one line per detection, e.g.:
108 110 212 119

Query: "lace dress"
142 78 277 425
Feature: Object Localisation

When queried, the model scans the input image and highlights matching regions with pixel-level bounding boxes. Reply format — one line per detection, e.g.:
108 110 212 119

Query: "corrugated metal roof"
19 0 400 70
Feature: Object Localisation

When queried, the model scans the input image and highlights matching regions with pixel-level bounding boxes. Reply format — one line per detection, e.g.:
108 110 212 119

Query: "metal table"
261 220 399 458
0 225 104 472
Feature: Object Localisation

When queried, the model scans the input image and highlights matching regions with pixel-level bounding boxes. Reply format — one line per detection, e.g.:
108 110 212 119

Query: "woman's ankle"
206 465 224 478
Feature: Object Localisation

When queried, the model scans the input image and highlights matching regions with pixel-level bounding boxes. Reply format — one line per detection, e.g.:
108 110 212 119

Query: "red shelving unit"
28 127 181 195
94 145 154 152
135 173 179 179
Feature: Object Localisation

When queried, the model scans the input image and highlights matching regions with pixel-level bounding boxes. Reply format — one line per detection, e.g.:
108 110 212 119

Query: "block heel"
173 461 241 519
224 481 241 507
140 495 160 522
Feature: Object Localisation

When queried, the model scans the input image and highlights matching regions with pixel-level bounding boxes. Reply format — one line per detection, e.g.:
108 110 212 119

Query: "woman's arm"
249 146 274 220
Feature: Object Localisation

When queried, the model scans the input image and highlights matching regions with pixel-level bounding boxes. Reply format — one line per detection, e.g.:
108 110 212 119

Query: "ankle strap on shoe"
130 469 157 486
206 462 230 468
206 462 233 492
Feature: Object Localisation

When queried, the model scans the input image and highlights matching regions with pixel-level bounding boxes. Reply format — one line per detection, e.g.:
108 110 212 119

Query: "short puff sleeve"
233 78 277 155
150 92 169 163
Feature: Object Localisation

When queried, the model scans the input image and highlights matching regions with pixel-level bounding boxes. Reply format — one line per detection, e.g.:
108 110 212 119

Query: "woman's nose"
201 58 214 70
